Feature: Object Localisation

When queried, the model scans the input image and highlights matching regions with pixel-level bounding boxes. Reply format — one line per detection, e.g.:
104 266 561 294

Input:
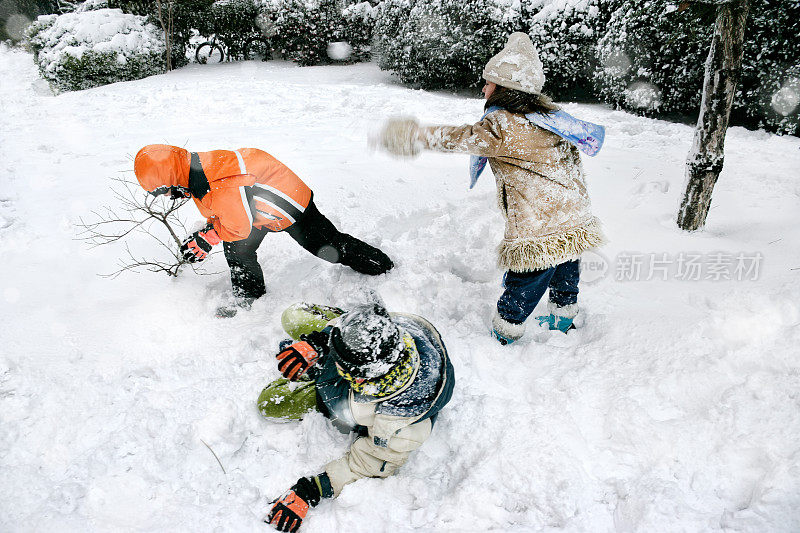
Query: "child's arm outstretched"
379 112 506 158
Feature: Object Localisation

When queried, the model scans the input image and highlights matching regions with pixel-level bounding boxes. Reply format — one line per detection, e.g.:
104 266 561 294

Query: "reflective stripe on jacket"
193 148 313 239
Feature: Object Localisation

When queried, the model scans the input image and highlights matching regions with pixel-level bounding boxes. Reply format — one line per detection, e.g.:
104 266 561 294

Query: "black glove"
266 474 332 532
180 223 221 263
339 236 394 275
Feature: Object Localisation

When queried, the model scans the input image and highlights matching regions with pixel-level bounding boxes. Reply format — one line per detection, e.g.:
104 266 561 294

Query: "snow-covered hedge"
593 0 800 135
340 1 378 62
260 0 375 66
593 1 711 116
374 0 523 89
373 0 607 94
526 0 610 99
65 0 212 68
735 0 800 135
27 8 165 92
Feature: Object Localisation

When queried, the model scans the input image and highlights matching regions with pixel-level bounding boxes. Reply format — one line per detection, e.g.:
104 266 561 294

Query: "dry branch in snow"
76 177 214 278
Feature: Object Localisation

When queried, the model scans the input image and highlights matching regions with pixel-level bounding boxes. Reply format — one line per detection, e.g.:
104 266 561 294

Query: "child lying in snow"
259 303 454 532
378 33 607 344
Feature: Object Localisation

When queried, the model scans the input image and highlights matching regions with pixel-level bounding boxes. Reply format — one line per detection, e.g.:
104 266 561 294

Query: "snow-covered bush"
27 8 164 91
260 0 374 66
78 0 214 68
593 0 799 135
593 0 711 116
340 1 377 62
198 0 262 58
734 0 800 135
525 0 610 99
374 0 523 90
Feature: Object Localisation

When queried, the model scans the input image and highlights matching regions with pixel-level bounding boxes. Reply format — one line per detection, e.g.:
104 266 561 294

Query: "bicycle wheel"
196 42 224 64
243 37 272 61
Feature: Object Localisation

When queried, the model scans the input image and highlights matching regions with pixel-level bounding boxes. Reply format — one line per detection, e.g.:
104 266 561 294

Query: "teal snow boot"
492 309 526 345
535 303 577 333
492 328 517 345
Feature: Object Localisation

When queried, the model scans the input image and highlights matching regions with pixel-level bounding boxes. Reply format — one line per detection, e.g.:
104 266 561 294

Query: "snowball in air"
625 82 662 111
327 41 352 61
771 83 799 117
602 49 631 78
5 14 31 41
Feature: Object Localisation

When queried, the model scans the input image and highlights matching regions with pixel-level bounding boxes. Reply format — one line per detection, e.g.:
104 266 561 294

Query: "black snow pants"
223 200 393 299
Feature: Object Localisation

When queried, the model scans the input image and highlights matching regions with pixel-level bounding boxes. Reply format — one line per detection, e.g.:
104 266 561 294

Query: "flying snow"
327 41 353 61
601 49 631 78
4 14 30 40
771 79 800 117
625 81 662 111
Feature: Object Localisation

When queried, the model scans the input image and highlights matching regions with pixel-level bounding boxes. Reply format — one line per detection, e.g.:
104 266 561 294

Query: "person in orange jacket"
134 144 393 315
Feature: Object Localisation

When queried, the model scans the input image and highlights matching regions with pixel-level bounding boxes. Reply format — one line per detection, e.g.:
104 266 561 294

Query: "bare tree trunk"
155 0 172 71
676 0 749 231
167 0 175 70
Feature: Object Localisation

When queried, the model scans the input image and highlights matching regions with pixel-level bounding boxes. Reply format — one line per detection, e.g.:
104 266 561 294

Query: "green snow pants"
257 378 319 420
257 303 344 420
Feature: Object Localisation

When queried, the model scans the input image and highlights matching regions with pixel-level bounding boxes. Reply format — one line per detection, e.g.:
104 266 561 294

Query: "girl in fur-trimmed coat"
378 32 606 344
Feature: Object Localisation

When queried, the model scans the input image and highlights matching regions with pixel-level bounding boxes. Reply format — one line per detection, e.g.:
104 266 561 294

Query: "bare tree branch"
76 177 221 278
154 0 174 71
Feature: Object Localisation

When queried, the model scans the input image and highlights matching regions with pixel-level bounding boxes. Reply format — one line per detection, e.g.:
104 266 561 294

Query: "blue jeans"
496 260 580 324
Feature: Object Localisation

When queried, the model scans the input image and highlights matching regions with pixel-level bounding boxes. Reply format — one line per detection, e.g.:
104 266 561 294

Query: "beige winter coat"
324 313 452 497
421 109 606 271
324 403 433 496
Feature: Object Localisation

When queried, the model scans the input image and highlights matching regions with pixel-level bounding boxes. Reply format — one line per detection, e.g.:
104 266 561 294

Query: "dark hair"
484 85 559 115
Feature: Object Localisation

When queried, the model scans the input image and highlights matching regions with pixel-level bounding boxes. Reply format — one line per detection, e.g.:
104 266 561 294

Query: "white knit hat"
482 32 545 95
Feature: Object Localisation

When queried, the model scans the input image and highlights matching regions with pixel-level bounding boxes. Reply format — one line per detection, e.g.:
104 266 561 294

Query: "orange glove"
266 475 332 532
276 342 317 380
276 331 328 380
267 489 309 532
180 223 221 263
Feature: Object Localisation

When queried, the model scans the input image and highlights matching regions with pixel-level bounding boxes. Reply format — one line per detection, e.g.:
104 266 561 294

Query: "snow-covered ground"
1 45 799 532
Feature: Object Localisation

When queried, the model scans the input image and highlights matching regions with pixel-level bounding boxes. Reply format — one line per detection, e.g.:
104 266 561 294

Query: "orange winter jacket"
134 144 313 241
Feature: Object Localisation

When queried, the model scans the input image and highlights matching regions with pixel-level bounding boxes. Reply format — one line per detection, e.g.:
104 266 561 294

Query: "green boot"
257 378 319 420
281 303 345 340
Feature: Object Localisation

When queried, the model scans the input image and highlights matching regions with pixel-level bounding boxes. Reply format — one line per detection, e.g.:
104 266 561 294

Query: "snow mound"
28 8 164 86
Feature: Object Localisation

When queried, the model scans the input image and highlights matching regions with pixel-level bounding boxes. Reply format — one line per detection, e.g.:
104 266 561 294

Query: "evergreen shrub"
374 0 523 90
525 0 611 99
27 7 164 91
593 0 799 134
593 0 711 116
256 0 375 66
735 0 800 135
